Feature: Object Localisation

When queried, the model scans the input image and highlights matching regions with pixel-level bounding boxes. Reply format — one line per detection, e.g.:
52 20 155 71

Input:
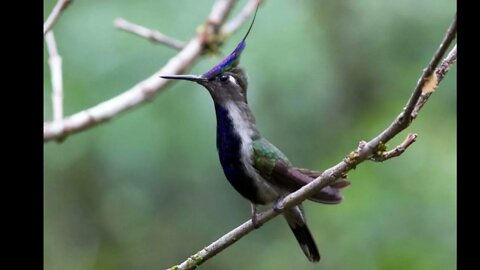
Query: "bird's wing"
293 167 351 189
252 138 349 204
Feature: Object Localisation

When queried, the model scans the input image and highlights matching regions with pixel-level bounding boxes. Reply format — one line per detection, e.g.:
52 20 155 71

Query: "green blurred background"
44 0 456 269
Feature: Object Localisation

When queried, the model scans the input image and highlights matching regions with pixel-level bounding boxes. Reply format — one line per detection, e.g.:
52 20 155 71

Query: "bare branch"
44 39 202 142
370 133 418 162
221 0 263 35
114 18 186 50
412 44 457 118
168 14 457 270
436 44 457 81
44 0 243 143
45 31 64 123
44 0 72 35
402 14 457 120
208 0 237 27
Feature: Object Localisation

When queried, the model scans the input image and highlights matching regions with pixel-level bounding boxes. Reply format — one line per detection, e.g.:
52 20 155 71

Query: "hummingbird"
161 7 349 262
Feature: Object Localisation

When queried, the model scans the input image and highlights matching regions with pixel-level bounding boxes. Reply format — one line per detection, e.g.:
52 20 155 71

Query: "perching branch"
412 44 457 118
114 18 186 50
167 14 457 270
44 0 261 143
436 44 457 81
402 14 457 120
45 31 64 123
44 0 72 35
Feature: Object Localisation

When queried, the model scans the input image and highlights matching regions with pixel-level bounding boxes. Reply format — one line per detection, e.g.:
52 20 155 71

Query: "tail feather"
308 185 344 204
291 167 350 204
283 206 320 262
270 161 350 205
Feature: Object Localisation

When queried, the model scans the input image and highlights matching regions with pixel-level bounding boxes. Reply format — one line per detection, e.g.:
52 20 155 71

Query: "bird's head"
161 6 257 105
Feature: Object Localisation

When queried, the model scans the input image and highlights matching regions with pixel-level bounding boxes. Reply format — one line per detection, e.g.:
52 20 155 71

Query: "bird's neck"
215 101 260 171
213 101 274 205
214 101 259 140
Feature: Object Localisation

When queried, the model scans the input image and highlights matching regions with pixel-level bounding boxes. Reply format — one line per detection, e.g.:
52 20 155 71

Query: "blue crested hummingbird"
161 7 349 262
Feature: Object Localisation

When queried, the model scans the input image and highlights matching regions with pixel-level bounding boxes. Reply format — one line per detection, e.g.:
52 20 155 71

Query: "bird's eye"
219 74 229 82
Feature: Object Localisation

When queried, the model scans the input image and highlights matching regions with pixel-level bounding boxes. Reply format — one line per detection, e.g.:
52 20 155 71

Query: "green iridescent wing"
252 137 292 178
252 137 348 204
252 137 313 191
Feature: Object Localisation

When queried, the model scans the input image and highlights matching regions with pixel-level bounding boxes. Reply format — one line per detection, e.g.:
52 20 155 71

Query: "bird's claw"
251 214 261 229
251 204 261 229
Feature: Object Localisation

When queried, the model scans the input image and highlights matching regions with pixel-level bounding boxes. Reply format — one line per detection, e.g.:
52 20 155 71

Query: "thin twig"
412 44 457 118
221 0 263 35
436 44 457 81
114 18 186 50
44 0 72 35
402 14 457 120
168 14 457 270
45 31 64 123
44 39 202 142
370 133 418 162
44 0 246 142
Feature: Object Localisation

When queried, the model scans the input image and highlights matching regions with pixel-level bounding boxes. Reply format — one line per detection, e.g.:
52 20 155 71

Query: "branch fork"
371 133 418 162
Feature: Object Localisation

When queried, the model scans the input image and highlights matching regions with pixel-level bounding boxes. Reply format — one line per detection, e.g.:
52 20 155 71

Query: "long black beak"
160 74 208 83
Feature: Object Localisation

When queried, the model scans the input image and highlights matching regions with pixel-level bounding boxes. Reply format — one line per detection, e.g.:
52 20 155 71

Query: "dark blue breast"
214 103 261 204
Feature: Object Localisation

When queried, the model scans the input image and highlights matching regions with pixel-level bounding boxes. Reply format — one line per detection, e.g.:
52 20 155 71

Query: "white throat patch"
225 101 279 203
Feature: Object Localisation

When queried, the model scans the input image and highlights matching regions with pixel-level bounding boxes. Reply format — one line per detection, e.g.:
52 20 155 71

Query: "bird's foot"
251 204 261 229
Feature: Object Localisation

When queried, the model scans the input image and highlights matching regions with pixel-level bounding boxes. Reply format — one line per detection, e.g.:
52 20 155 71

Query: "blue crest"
202 6 258 79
